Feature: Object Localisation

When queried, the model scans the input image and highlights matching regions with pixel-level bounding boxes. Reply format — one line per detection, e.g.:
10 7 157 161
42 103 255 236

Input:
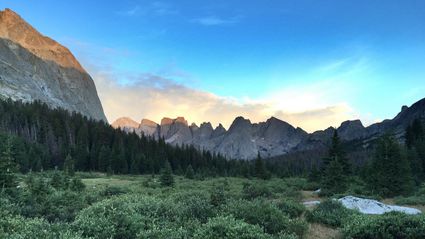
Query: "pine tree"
0 136 17 190
321 158 346 195
185 164 195 179
254 152 269 179
51 169 64 189
160 160 174 187
98 146 111 172
368 135 413 197
64 154 75 176
320 130 351 195
323 130 350 175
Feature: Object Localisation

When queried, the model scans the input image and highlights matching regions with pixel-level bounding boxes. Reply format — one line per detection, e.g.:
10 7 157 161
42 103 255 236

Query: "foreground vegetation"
0 171 425 239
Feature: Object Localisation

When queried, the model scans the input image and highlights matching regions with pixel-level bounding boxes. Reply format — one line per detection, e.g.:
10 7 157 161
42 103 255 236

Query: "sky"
1 1 424 132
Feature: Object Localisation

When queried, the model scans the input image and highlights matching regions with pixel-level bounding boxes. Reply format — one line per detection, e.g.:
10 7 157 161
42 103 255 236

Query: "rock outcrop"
0 9 106 122
338 196 421 215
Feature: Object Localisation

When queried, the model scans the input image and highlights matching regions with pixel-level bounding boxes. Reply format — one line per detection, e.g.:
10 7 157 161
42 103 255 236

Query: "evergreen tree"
254 152 269 180
51 169 64 189
63 154 75 176
0 136 17 190
320 130 351 195
185 164 195 179
406 148 423 186
322 130 350 175
160 160 174 187
321 158 346 195
368 135 414 197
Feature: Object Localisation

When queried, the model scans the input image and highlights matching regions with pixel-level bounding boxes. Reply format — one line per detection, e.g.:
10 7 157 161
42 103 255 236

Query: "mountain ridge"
112 97 425 160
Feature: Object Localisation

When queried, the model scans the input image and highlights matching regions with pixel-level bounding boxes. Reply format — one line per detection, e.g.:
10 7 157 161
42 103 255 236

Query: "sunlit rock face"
0 9 107 122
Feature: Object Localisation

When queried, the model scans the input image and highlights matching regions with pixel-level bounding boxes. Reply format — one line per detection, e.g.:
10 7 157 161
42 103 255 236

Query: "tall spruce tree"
160 160 174 187
320 130 348 195
63 154 75 176
368 135 413 197
0 136 17 190
185 164 195 179
321 158 346 195
323 130 350 175
254 152 269 180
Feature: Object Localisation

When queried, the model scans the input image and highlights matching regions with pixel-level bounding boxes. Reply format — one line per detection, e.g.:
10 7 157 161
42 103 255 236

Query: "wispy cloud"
117 2 178 17
191 16 240 26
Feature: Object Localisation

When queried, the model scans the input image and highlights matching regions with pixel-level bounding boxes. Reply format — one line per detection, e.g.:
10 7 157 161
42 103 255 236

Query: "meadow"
1 171 425 239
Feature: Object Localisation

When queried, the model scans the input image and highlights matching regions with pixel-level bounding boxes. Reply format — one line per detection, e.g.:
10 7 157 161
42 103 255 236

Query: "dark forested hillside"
0 98 250 176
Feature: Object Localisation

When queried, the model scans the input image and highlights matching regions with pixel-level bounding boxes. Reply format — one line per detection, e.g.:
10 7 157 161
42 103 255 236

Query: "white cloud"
90 66 361 133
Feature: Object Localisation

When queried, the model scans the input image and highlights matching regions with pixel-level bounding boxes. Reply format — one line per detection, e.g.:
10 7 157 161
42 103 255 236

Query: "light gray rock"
0 9 106 122
338 196 421 215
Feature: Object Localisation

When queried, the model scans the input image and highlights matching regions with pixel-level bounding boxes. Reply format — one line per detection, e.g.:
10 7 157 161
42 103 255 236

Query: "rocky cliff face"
112 97 425 160
0 9 106 122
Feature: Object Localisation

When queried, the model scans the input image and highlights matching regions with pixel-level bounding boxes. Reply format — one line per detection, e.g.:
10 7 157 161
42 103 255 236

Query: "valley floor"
1 172 425 238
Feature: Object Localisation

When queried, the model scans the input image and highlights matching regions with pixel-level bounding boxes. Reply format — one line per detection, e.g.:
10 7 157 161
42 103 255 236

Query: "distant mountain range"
0 8 106 121
113 98 425 160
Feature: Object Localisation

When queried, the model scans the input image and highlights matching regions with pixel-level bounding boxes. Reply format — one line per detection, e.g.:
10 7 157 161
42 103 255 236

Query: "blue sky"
1 1 425 131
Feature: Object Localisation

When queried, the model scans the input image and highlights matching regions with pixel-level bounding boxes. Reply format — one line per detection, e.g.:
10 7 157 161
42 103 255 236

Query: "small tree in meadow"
185 164 195 179
160 160 174 187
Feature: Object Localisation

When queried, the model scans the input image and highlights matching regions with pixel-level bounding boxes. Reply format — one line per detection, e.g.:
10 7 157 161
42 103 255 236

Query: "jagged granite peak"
175 117 188 126
159 117 192 145
141 118 158 127
0 9 107 122
337 119 367 141
161 117 174 126
139 118 159 137
111 117 140 129
212 123 226 137
228 116 252 133
190 122 199 129
193 122 214 141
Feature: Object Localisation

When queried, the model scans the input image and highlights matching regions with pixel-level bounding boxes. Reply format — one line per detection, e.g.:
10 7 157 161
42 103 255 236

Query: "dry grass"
382 198 425 212
305 223 341 239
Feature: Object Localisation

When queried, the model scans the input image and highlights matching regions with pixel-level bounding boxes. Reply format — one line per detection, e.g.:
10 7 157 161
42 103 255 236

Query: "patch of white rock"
303 195 421 215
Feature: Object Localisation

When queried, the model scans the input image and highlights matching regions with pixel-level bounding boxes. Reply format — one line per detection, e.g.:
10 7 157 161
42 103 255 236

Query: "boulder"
338 196 421 215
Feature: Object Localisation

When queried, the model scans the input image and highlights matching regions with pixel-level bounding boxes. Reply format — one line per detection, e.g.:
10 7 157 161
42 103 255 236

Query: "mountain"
112 97 425 160
0 8 106 122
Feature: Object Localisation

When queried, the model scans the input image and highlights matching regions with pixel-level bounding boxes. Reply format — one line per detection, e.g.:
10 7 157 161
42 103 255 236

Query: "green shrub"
0 215 82 239
274 199 305 218
73 194 180 239
44 190 87 222
306 200 356 228
172 191 214 223
138 225 191 239
194 215 273 239
74 196 143 239
343 212 425 239
69 177 86 192
101 185 129 196
210 184 227 207
242 182 272 200
224 199 307 236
